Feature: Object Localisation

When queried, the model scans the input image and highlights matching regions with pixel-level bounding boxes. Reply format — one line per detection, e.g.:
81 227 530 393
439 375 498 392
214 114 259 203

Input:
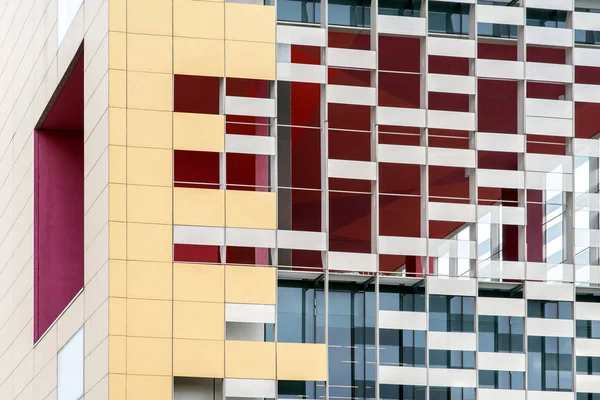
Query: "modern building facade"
2 0 600 399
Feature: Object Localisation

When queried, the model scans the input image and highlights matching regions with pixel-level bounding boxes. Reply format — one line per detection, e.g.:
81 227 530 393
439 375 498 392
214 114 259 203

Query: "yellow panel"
109 32 126 70
109 221 126 260
225 265 276 304
127 0 172 35
174 264 224 302
109 297 126 336
225 41 275 80
174 187 225 227
109 70 126 108
174 112 224 152
127 71 173 111
109 145 126 184
225 190 276 229
127 337 172 375
127 375 172 400
225 4 275 43
127 109 173 149
109 107 126 146
109 0 126 32
173 339 225 378
127 34 172 74
173 37 225 77
109 260 126 297
109 335 126 374
225 341 276 379
109 374 126 400
174 0 225 39
127 261 173 300
127 299 172 338
276 343 328 381
174 301 224 340
127 147 172 186
127 223 172 263
127 185 172 224
109 183 126 222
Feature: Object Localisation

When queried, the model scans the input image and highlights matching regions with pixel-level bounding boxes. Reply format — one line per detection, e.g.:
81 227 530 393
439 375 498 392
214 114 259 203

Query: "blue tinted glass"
512 372 525 390
559 302 572 319
479 370 495 388
277 0 321 23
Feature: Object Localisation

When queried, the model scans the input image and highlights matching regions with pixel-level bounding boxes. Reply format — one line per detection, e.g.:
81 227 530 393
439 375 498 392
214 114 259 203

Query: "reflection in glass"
328 0 371 27
277 0 321 23
479 315 524 353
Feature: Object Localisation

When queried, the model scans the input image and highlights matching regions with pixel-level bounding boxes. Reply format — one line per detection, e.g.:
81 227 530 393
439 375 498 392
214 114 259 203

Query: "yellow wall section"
127 223 172 262
225 265 276 304
225 341 276 379
127 109 173 149
174 37 225 77
225 4 275 43
174 187 225 226
226 190 276 229
127 185 172 224
174 301 224 340
127 147 172 186
127 376 173 400
225 41 276 80
174 264 225 302
277 343 328 381
127 261 173 300
173 112 225 152
127 72 173 111
127 299 173 338
127 0 173 35
174 0 225 39
127 34 173 73
174 339 225 378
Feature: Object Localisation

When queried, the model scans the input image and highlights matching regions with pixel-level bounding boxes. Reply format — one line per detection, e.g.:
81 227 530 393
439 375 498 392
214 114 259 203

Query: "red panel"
328 31 370 50
226 78 269 98
174 75 220 114
328 68 371 87
174 150 220 186
478 43 517 61
328 130 371 161
379 36 420 73
174 244 221 263
378 72 420 108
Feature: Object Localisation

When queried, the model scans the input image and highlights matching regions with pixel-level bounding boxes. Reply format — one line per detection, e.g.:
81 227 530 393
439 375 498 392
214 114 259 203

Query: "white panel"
429 202 476 223
525 26 572 48
225 379 276 399
526 0 572 10
428 110 475 131
478 389 525 400
525 116 573 137
226 134 276 156
428 74 475 95
175 377 223 400
477 132 525 153
328 159 376 180
477 352 526 371
378 236 427 257
575 228 600 249
576 375 600 394
574 83 600 103
428 147 476 168
527 262 574 283
379 310 427 331
277 230 326 251
428 332 476 351
377 15 426 37
327 48 376 70
277 44 291 62
526 171 573 192
575 302 600 321
574 11 600 31
329 252 376 273
429 239 476 259
378 144 426 165
225 96 276 118
225 303 276 324
526 391 574 400
58 328 84 400
277 63 327 84
478 297 525 317
525 153 572 173
379 366 427 386
428 37 475 58
427 276 476 296
477 59 524 80
574 47 600 67
478 260 526 281
377 107 426 128
477 4 524 25
525 99 572 119
276 25 326 47
58 0 84 45
526 281 573 301
477 169 524 189
428 369 476 388
526 62 573 83
573 138 600 158
327 84 376 106
575 193 600 213
576 338 600 357
174 225 225 246
477 206 525 226
226 228 276 248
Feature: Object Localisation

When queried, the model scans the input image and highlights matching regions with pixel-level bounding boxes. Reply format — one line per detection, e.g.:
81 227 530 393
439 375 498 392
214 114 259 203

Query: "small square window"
58 328 84 400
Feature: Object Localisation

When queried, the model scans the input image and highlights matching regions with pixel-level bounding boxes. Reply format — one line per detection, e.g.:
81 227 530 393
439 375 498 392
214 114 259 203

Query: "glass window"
380 329 426 367
277 281 324 343
429 350 476 369
479 315 524 353
328 0 371 27
577 320 600 339
528 336 573 391
380 286 425 312
479 370 525 389
577 356 600 376
430 387 475 400
277 0 321 23
380 384 426 400
528 300 572 320
430 295 475 332
526 8 568 28
278 380 325 399
428 2 470 35
379 0 421 16
57 328 84 400
578 394 600 400
575 30 600 45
